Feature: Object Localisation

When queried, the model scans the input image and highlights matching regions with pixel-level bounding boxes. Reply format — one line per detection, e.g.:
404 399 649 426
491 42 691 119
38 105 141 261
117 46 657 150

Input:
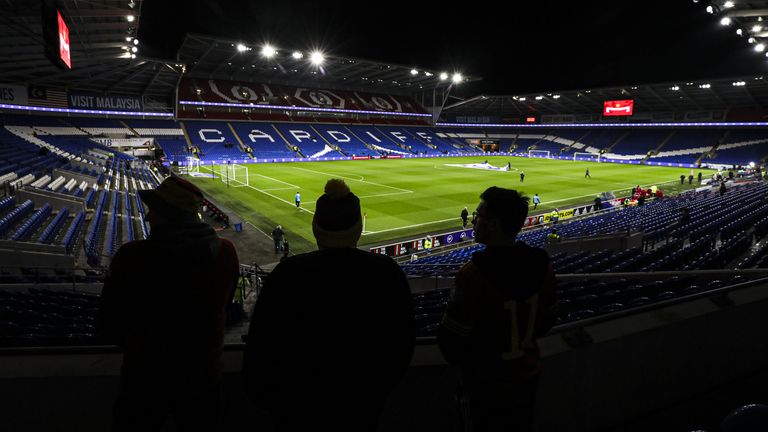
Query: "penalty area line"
362 217 459 236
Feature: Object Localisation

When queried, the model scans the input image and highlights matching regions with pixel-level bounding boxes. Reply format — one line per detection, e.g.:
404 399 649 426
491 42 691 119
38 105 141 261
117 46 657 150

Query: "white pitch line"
245 221 273 240
362 217 459 236
291 166 412 193
254 173 299 189
262 186 296 191
242 183 315 214
302 190 413 205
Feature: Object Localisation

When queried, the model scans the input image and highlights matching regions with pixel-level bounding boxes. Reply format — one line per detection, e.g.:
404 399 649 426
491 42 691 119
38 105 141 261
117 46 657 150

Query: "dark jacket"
100 222 239 390
243 248 414 429
439 242 557 380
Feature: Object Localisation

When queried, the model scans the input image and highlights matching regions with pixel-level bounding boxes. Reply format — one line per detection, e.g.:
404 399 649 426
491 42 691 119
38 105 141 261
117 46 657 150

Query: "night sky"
139 0 768 97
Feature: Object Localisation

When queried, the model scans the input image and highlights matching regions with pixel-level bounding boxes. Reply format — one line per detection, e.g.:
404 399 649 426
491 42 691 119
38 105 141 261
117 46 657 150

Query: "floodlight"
261 44 277 58
310 51 324 65
439 72 448 81
553 94 561 99
237 44 248 52
126 37 133 42
753 25 763 32
756 43 766 52
452 73 463 83
721 17 732 26
133 39 139 45
724 1 735 8
292 51 303 59
535 95 543 100
670 85 680 90
126 15 135 22
737 28 743 35
130 53 136 59
131 46 138 53
749 37 757 43
411 69 418 75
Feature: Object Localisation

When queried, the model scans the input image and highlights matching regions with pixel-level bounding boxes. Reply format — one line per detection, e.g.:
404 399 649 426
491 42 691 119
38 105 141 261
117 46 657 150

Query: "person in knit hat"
99 175 240 431
243 178 415 432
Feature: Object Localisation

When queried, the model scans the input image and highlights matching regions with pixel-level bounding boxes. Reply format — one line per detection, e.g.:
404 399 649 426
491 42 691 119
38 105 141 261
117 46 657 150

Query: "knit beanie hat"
312 179 362 248
138 176 204 222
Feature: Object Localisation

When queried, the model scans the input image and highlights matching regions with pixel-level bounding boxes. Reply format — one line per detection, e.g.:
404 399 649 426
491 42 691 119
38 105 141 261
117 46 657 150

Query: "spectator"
680 174 685 184
271 225 283 254
546 227 561 243
688 174 694 185
243 179 414 431
439 187 556 432
99 176 239 431
593 196 602 212
461 206 469 228
550 208 559 224
720 181 727 196
698 172 703 184
424 235 433 254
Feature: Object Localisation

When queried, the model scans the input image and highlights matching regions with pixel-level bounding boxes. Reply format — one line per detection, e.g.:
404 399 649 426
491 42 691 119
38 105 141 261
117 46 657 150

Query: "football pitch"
188 156 704 253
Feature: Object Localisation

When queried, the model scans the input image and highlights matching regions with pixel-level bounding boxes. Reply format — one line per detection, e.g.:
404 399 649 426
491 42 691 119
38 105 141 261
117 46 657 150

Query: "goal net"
573 152 600 162
221 163 249 187
528 150 550 158
181 157 200 175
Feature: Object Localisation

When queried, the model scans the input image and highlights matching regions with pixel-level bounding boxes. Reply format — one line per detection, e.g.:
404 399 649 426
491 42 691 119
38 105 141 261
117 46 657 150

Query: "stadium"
2 0 768 431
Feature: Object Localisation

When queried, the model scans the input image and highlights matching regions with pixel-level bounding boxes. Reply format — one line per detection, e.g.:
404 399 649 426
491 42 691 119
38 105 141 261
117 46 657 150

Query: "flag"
28 86 68 108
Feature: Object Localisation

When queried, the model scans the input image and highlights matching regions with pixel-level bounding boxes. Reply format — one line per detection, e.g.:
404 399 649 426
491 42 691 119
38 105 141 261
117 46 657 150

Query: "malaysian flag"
28 86 68 108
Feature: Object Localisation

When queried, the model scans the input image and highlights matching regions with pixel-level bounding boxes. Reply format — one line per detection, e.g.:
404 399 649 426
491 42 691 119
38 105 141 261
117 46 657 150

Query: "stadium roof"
176 34 480 96
0 0 180 103
443 75 768 118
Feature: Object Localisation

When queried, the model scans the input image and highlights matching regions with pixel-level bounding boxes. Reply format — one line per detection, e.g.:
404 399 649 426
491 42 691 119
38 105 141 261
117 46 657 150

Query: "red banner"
352 156 371 160
603 99 634 116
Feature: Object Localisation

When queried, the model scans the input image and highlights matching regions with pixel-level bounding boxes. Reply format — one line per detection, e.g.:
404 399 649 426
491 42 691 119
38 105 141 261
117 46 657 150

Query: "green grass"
188 156 709 254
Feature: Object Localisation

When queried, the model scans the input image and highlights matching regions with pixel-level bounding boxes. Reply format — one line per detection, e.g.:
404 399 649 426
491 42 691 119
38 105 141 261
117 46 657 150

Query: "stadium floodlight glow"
130 53 136 59
721 17 732 26
699 83 711 88
131 46 138 53
424 71 433 77
756 43 766 52
765 51 768 57
670 85 680 90
126 37 133 42
553 94 561 99
410 69 418 75
439 72 448 81
452 73 463 84
706 5 714 13
754 25 763 32
749 37 757 43
535 95 543 100
732 81 746 86
291 51 303 59
260 44 277 58
737 28 743 36
724 1 735 8
310 51 325 65
236 43 248 52
518 97 527 101
126 15 135 22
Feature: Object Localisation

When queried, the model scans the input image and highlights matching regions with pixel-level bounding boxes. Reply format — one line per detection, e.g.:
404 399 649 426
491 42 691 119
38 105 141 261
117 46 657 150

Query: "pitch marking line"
302 190 413 205
253 173 299 189
291 166 412 193
243 183 315 215
362 217 459 236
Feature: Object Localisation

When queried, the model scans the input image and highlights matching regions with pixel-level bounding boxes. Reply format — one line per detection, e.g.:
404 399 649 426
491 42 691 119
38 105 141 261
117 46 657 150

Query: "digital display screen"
603 100 634 116
57 11 71 69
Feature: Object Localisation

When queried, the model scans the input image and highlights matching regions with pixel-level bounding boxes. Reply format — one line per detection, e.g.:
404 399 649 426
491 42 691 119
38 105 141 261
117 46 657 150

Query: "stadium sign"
370 228 474 258
294 88 345 108
0 84 27 105
68 92 144 111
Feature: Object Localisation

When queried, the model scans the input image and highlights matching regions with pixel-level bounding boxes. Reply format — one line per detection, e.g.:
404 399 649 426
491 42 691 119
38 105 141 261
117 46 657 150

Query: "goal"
528 150 550 158
181 157 199 175
220 163 249 187
573 152 600 162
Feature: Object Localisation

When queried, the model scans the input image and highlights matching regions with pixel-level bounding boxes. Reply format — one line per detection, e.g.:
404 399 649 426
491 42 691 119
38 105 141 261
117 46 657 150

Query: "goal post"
573 152 600 162
220 163 249 187
181 157 199 175
528 150 551 158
